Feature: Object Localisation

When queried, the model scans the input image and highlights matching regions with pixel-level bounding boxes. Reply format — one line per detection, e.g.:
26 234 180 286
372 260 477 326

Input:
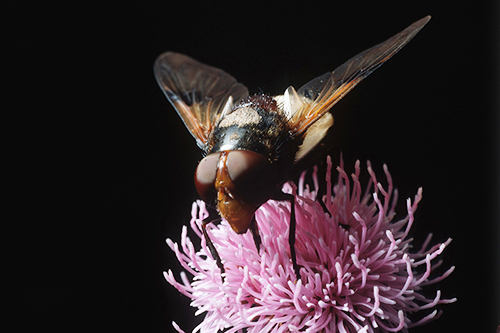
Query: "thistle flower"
165 157 456 333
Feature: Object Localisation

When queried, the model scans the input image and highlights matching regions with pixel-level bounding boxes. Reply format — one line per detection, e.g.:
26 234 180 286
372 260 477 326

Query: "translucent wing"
154 52 249 150
286 16 431 137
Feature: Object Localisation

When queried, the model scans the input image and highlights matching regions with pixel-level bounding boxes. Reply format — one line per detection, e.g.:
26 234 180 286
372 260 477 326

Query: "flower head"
165 157 456 333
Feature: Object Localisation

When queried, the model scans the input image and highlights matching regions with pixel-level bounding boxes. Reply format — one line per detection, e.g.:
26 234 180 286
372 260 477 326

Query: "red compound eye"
194 152 220 205
225 150 276 208
194 150 277 209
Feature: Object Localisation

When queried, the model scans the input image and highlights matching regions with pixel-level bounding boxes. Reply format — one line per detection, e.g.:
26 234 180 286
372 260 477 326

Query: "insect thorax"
206 95 296 163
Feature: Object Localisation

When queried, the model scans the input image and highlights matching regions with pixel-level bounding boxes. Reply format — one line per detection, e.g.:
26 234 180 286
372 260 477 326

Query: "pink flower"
165 157 456 333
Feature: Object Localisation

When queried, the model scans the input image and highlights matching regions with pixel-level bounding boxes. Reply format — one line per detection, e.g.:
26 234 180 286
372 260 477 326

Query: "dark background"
9 1 498 332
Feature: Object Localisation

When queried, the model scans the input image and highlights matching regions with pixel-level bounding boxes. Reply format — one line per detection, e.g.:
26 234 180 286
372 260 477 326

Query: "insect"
154 16 430 280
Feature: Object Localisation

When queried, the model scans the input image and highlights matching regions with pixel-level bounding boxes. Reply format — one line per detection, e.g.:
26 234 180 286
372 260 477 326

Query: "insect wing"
287 16 431 137
154 52 249 150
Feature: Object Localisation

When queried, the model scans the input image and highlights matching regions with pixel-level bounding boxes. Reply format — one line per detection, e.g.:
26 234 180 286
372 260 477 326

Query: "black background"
9 1 499 332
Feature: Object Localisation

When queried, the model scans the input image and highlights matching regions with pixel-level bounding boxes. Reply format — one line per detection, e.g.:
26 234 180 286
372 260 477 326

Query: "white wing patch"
294 112 333 162
275 87 334 163
275 86 310 121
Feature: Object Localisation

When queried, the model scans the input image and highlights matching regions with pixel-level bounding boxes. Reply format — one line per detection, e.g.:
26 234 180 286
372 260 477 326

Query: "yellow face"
215 151 257 234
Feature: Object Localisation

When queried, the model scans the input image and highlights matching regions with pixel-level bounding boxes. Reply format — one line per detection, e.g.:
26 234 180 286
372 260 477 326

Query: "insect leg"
248 216 262 252
272 191 301 280
316 170 350 230
201 207 225 282
317 187 332 218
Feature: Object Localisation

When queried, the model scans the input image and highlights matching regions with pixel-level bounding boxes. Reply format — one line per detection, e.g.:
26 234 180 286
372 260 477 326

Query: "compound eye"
194 153 220 204
226 150 276 207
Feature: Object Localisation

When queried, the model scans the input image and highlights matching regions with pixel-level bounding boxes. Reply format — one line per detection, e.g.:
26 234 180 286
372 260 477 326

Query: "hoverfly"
154 16 430 280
